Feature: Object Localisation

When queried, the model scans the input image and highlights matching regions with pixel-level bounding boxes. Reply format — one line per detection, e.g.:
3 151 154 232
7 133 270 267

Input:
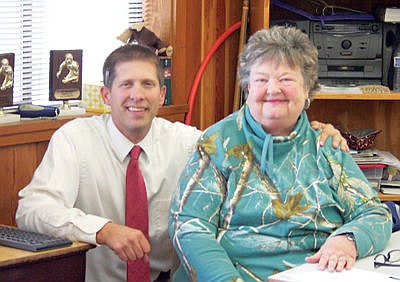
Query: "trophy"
0 52 20 123
49 49 85 116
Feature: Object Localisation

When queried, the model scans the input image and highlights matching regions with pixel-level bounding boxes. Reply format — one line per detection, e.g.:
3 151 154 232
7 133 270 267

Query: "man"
16 44 347 282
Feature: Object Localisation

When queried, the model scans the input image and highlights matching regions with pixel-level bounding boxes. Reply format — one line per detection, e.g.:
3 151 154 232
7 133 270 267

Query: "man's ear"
159 85 166 106
100 86 111 106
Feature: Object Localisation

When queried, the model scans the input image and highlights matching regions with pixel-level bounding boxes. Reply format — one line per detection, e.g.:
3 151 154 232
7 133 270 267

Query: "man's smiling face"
101 60 166 143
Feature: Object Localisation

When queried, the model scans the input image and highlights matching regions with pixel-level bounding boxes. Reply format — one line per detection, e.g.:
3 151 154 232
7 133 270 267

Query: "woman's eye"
281 77 294 83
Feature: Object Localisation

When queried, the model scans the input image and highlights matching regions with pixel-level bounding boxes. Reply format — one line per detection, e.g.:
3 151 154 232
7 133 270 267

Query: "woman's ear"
100 86 111 106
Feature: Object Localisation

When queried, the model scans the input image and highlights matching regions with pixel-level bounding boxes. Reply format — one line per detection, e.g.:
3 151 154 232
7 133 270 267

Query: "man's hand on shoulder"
96 222 150 263
311 121 349 152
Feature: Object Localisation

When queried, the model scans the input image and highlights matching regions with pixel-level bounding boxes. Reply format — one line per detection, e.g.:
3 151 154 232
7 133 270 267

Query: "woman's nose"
266 79 280 95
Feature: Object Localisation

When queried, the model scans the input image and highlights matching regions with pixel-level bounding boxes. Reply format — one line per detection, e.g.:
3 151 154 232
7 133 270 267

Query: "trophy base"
0 113 20 124
58 106 86 117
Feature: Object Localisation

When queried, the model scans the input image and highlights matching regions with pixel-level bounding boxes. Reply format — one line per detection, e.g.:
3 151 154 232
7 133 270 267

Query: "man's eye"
120 82 131 88
143 81 155 88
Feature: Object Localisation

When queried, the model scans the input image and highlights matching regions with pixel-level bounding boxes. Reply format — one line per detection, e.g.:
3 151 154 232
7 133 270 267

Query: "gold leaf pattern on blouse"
199 131 219 155
272 192 310 220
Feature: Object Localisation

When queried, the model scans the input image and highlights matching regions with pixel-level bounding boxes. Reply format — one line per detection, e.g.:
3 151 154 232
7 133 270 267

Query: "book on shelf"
380 180 400 195
381 187 400 195
319 84 362 94
159 56 171 106
351 149 384 164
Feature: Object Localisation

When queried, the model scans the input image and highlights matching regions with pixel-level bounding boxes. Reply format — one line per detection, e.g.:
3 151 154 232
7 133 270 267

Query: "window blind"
0 0 144 106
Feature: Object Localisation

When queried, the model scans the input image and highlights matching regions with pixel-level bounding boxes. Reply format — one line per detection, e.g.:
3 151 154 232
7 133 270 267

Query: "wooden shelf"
314 92 400 100
378 192 400 202
0 104 189 148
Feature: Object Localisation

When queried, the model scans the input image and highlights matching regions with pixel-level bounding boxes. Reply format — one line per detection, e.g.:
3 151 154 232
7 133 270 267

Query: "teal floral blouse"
169 105 392 282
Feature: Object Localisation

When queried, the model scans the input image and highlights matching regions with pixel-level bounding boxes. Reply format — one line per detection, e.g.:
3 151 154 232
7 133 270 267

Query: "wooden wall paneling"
0 147 15 225
307 100 400 158
199 0 219 128
36 142 49 167
11 144 38 226
198 1 243 129
0 144 36 226
143 0 172 45
224 1 241 118
173 0 242 129
171 0 202 108
249 0 270 35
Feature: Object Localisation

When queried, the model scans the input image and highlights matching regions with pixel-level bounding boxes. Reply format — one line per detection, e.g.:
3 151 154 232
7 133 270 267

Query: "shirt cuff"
70 215 111 245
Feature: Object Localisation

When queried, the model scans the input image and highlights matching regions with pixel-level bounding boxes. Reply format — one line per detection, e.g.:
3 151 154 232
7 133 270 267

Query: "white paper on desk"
268 263 398 282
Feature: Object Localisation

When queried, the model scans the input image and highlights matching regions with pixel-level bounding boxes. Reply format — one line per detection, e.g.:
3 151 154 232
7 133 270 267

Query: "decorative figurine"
56 53 80 84
0 57 13 91
117 22 173 57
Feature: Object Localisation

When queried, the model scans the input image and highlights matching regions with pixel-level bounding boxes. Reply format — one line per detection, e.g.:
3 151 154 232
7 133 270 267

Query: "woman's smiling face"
246 59 309 136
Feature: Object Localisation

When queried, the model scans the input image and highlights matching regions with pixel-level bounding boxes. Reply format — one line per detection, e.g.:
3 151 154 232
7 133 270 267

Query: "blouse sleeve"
326 150 392 258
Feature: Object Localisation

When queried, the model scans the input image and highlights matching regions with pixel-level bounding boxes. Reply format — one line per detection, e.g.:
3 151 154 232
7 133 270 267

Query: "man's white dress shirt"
16 114 201 282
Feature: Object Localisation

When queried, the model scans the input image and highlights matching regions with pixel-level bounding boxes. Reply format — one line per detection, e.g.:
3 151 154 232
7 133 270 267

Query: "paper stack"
352 149 400 194
379 7 400 23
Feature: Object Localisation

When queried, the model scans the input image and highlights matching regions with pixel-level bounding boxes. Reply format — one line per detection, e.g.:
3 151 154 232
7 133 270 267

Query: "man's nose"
129 85 145 99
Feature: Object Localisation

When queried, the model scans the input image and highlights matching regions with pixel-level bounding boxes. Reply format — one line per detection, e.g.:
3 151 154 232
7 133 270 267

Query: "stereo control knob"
341 40 352 50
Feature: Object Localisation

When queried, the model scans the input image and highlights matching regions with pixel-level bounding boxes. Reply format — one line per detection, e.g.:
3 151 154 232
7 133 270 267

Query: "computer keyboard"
0 225 72 252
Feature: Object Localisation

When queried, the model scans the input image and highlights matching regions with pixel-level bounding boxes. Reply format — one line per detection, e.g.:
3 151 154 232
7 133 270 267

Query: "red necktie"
126 145 151 282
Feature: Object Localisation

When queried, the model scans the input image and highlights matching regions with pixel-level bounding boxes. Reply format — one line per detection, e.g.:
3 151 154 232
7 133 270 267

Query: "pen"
390 276 400 280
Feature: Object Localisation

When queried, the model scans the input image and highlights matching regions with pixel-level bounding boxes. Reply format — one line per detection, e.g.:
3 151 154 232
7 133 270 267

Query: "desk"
268 231 400 281
0 241 95 282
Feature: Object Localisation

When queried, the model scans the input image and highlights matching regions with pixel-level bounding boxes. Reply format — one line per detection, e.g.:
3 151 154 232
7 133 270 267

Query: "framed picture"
49 49 82 101
0 53 15 107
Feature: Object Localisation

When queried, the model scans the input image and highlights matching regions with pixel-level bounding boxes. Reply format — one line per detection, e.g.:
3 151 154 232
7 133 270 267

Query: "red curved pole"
185 21 242 125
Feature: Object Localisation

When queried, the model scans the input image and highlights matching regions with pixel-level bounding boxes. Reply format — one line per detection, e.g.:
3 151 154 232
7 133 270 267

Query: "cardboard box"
80 82 110 113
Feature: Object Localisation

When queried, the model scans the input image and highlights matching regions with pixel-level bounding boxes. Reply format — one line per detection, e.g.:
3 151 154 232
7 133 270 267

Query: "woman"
168 26 392 282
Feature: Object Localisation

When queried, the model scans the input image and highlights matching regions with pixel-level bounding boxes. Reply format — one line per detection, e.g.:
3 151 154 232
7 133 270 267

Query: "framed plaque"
49 49 83 101
0 53 14 107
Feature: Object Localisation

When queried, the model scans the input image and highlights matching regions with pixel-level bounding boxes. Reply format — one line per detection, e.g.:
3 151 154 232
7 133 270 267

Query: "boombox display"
271 20 399 89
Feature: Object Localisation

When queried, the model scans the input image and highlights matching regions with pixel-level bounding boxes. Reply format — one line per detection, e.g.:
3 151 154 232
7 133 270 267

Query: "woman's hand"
311 121 349 152
305 234 357 272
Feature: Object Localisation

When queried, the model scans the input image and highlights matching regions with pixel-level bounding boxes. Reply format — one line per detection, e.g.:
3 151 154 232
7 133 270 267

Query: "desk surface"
0 241 94 268
268 231 400 281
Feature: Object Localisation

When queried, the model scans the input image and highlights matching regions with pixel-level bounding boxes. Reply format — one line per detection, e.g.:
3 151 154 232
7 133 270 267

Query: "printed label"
394 56 400 68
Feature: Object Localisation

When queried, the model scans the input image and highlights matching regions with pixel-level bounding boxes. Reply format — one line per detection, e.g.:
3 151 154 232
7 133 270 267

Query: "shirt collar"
106 116 157 162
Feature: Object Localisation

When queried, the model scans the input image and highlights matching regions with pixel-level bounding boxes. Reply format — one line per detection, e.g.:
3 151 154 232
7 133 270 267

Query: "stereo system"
271 20 399 89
